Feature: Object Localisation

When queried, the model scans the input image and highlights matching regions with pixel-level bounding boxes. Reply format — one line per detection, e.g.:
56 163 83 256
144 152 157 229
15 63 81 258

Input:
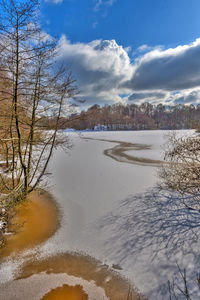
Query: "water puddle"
0 190 60 258
0 272 108 300
0 189 143 299
18 253 143 299
41 284 88 300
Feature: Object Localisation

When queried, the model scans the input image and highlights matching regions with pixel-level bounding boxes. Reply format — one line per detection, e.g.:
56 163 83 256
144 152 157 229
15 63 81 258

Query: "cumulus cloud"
137 44 152 52
55 36 200 108
57 36 133 106
173 90 200 104
132 44 162 58
124 38 200 91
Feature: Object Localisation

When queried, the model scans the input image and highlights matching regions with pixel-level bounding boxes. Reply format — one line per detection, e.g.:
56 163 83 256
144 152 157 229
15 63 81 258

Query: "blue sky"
41 0 200 108
42 0 200 50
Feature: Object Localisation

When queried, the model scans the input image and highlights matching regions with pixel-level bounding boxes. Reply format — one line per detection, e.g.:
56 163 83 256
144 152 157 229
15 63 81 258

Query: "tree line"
56 102 200 131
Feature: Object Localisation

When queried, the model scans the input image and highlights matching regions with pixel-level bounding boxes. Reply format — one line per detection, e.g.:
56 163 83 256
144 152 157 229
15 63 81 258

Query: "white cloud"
125 38 200 91
137 44 151 52
45 0 63 4
94 0 116 12
168 89 200 105
57 36 133 106
55 36 200 108
132 44 162 58
93 1 116 30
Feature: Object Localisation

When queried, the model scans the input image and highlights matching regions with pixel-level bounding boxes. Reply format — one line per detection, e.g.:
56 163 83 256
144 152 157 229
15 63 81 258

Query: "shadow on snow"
96 187 200 299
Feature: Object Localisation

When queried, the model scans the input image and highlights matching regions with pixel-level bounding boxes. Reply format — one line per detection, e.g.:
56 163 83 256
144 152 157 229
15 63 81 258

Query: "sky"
41 0 200 108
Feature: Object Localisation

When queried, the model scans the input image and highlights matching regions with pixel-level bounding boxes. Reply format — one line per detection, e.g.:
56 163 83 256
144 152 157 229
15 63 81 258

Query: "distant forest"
42 102 200 131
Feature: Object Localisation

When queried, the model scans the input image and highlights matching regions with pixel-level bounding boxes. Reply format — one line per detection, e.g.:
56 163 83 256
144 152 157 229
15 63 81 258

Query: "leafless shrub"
159 131 200 210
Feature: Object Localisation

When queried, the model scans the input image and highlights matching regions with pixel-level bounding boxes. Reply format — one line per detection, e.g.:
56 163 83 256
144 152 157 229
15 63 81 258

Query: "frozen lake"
1 130 199 299
44 129 199 299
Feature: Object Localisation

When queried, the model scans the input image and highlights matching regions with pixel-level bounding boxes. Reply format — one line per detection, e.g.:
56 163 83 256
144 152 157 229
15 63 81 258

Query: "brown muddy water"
0 190 143 300
41 284 88 300
18 253 143 299
0 190 60 258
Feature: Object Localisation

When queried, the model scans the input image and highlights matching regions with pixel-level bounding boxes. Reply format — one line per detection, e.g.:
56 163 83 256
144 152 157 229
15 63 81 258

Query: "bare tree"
0 0 76 204
168 264 200 300
159 132 200 298
159 131 200 211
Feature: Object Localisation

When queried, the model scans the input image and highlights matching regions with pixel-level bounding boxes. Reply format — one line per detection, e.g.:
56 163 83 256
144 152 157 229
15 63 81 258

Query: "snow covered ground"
1 130 199 299
40 129 199 299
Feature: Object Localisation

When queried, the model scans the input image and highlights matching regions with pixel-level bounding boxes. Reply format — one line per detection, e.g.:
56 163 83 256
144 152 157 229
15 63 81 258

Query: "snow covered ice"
1 130 199 299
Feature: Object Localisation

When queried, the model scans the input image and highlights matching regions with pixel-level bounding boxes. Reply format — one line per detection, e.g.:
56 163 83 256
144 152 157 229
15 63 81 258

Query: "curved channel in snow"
83 136 163 166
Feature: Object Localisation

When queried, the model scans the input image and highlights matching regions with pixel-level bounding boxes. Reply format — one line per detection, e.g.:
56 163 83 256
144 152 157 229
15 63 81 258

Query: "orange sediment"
19 253 144 300
0 190 144 300
41 284 88 300
0 190 60 258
